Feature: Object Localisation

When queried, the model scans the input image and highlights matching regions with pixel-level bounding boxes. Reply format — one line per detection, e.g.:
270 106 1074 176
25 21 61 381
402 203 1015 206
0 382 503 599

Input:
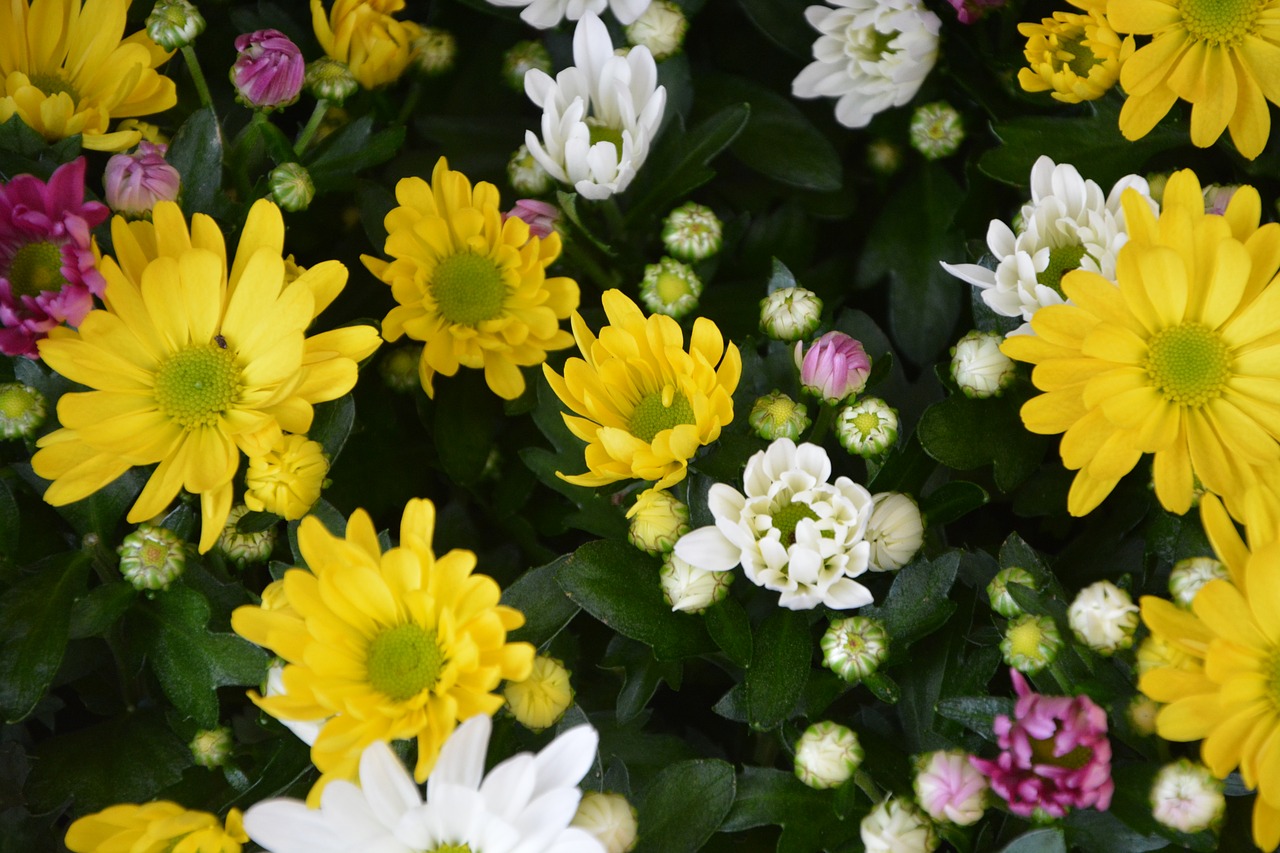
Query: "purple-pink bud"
103 142 181 217
947 0 1005 24
795 331 871 405
503 199 559 240
231 29 305 111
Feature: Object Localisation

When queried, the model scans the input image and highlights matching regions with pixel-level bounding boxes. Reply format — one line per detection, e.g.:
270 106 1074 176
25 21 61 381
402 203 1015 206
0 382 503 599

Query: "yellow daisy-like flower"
1108 0 1280 159
243 433 329 520
31 201 381 552
312 0 422 90
0 0 176 152
230 498 535 801
543 289 741 490
362 157 579 400
1018 0 1134 103
1002 169 1280 516
66 803 246 853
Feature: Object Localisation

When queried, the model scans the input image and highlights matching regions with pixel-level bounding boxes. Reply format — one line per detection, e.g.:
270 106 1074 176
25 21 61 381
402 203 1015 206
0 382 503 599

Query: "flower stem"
181 45 214 109
853 770 881 803
395 79 424 126
809 402 836 444
293 100 330 156
562 235 621 293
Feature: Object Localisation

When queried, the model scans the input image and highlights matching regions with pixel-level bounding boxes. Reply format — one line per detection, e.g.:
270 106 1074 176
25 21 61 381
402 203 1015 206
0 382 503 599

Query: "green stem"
395 79 424 126
601 196 626 241
1046 657 1072 695
561 235 621 293
852 770 881 803
809 403 836 445
293 99 329 156
181 44 214 109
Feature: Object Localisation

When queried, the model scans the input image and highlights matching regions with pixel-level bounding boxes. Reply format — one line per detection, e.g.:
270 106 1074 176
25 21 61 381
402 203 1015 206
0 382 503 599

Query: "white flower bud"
1150 759 1225 834
861 797 938 853
661 201 722 261
1168 556 1228 608
794 721 863 789
215 504 277 569
909 101 964 160
572 791 638 853
759 286 822 342
836 397 899 458
821 616 888 682
1068 580 1139 655
950 330 1015 399
865 492 923 571
625 0 688 61
913 750 988 826
412 27 457 76
508 143 553 196
146 0 205 50
659 553 732 613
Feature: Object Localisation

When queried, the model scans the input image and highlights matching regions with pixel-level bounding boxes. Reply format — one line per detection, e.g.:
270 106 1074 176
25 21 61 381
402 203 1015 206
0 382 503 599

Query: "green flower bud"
836 397 898 458
625 0 688 61
379 344 424 393
215 504 277 569
1168 556 1228 608
639 256 701 319
987 566 1037 618
866 139 902 176
269 163 314 212
821 615 889 682
1001 613 1062 674
0 382 46 439
909 101 965 160
305 58 359 104
748 391 811 441
508 144 553 196
189 727 233 768
146 0 206 51
118 523 186 591
661 202 722 261
503 40 552 92
1067 580 1139 655
413 27 457 76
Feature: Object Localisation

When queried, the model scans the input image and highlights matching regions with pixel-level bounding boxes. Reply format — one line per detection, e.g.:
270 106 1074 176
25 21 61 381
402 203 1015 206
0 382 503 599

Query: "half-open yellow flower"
1018 0 1133 104
312 0 421 90
66 803 246 853
32 201 381 552
0 0 176 151
543 289 741 490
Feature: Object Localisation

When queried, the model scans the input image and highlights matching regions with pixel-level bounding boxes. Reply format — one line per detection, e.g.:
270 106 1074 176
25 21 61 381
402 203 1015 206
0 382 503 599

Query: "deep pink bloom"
971 670 1114 818
795 331 871 404
103 142 181 217
503 198 559 239
948 0 1004 24
0 158 109 358
231 29 305 110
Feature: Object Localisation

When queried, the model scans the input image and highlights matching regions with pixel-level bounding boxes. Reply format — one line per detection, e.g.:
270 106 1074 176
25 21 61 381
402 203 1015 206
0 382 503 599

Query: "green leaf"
635 759 736 853
917 392 1051 492
135 585 270 728
935 696 1015 741
765 257 799 294
433 373 500 486
745 609 811 729
14 465 147 541
863 552 960 646
735 0 819 56
0 552 89 722
721 767 863 852
920 480 990 527
605 637 683 724
1064 807 1171 853
168 107 226 218
555 540 714 660
0 477 18 556
310 394 356 461
999 828 1068 853
556 191 615 255
626 104 751 224
68 581 135 639
307 117 405 189
705 596 752 667
502 556 581 648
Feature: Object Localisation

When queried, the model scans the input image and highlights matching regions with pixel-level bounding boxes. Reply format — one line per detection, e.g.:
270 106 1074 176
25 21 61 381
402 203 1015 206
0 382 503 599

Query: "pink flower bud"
103 142 181 218
502 198 559 239
795 331 871 405
231 29 305 111
947 0 1004 24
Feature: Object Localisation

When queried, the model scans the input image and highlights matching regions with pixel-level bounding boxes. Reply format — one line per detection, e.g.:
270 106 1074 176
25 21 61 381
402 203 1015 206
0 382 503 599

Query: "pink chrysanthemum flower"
970 670 1113 818
0 158 108 357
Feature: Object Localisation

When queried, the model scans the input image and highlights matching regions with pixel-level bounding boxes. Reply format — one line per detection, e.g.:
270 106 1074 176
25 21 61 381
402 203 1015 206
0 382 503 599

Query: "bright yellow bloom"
1109 0 1280 159
1002 170 1280 516
504 653 574 731
66 803 246 853
32 201 381 552
362 157 579 400
243 433 329 519
312 0 422 90
1018 0 1133 103
544 289 741 490
231 498 535 801
0 0 176 152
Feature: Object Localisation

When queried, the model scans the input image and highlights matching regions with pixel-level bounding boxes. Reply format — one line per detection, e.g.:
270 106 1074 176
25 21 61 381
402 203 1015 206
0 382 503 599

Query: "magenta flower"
503 198 560 239
0 158 109 358
947 0 1004 24
971 670 1114 818
231 29 305 110
103 142 181 218
795 331 871 405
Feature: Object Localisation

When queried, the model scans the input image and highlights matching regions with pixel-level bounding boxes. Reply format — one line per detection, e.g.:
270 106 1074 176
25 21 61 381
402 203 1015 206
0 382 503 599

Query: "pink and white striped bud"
503 198 559 239
103 142 181 218
231 29 305 111
795 331 872 405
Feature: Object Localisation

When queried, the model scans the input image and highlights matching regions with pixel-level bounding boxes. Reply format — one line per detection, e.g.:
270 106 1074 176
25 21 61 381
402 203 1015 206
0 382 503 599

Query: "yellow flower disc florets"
431 253 507 325
153 345 242 428
8 241 67 298
1019 0 1131 103
1180 0 1258 44
1144 323 1231 407
366 623 446 702
629 388 695 443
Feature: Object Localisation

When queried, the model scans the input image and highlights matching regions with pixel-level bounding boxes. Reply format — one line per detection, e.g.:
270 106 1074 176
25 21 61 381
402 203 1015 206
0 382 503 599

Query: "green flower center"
851 25 899 61
655 272 692 304
587 119 624 157
1029 734 1094 770
628 388 695 443
154 344 242 429
1057 29 1101 77
7 241 68 299
772 500 818 548
431 252 507 326
27 72 80 101
1180 0 1259 45
1145 322 1232 407
1036 243 1087 297
0 384 38 420
427 845 473 853
852 411 881 436
366 623 446 702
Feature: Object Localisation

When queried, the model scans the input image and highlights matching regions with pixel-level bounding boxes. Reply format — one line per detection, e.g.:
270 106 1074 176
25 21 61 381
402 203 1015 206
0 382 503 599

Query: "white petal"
674 526 742 572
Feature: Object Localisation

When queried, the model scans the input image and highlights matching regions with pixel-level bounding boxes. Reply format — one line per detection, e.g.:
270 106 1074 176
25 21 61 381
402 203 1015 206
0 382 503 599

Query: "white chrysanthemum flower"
861 797 938 853
243 715 605 853
488 0 651 29
1067 580 1139 655
674 438 876 610
791 0 941 130
524 13 666 201
941 156 1158 336
1150 759 1225 834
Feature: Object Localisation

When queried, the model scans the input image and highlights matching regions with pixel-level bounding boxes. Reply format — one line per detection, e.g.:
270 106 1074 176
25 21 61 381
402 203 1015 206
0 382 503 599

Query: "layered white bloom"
1150 759 1225 834
524 13 666 201
1067 579 1139 655
941 156 1157 336
243 715 605 853
674 438 875 610
950 330 1015 399
488 0 650 30
791 0 940 130
860 797 938 853
865 492 923 572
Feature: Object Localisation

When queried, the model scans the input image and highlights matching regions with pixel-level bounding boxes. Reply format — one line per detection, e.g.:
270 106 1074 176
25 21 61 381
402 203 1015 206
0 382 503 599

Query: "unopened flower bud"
572 791 638 853
503 198 559 239
836 397 898 458
118 523 186 591
503 40 553 92
231 29 305 111
268 163 315 212
380 344 423 393
759 286 822 342
508 143 554 196
867 139 902 176
661 201 722 261
146 0 206 51
1202 184 1241 216
625 0 688 61
305 58 359 104
821 615 888 682
413 27 457 75
796 332 870 404
987 566 1036 618
104 142 180 219
1150 759 1225 834
1136 634 1197 676
639 256 701 319
910 102 965 160
914 750 988 826
627 487 690 556
1068 580 1139 654
1001 613 1062 674
951 330 1015 399
1128 695 1159 737
244 434 328 519
1168 556 1228 608
794 721 863 789
503 654 573 732
748 391 811 441
0 382 46 439
861 797 938 853
866 492 923 571
215 504 277 569
189 727 234 768
660 553 732 613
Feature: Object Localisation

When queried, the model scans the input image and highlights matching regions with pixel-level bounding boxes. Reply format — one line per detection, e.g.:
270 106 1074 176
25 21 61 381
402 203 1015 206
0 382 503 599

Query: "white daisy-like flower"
791 0 941 130
488 0 650 30
524 13 666 201
941 156 1158 336
243 715 605 853
674 438 875 610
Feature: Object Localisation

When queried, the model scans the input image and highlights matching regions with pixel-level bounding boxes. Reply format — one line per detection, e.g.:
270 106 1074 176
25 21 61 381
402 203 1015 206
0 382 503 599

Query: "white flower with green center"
674 438 875 610
942 156 1157 336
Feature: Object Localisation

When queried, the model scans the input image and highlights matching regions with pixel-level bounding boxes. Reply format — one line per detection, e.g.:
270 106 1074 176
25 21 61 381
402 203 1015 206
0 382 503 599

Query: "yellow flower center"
628 387 695 443
1179 0 1259 45
772 500 818 547
153 345 242 429
27 72 80 102
1036 243 1087 296
587 119 624 158
7 241 68 299
0 385 37 419
365 623 446 702
1144 322 1231 407
1008 618 1048 658
431 252 507 326
852 411 881 435
655 271 692 304
427 846 472 853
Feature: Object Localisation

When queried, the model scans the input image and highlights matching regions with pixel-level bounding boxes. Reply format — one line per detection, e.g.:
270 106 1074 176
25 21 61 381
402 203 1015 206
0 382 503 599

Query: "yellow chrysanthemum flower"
1002 170 1280 516
362 157 579 400
31 201 381 552
243 433 329 520
1018 0 1133 103
66 803 246 853
1109 0 1280 159
543 289 741 490
0 0 176 152
312 0 422 90
230 498 535 801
